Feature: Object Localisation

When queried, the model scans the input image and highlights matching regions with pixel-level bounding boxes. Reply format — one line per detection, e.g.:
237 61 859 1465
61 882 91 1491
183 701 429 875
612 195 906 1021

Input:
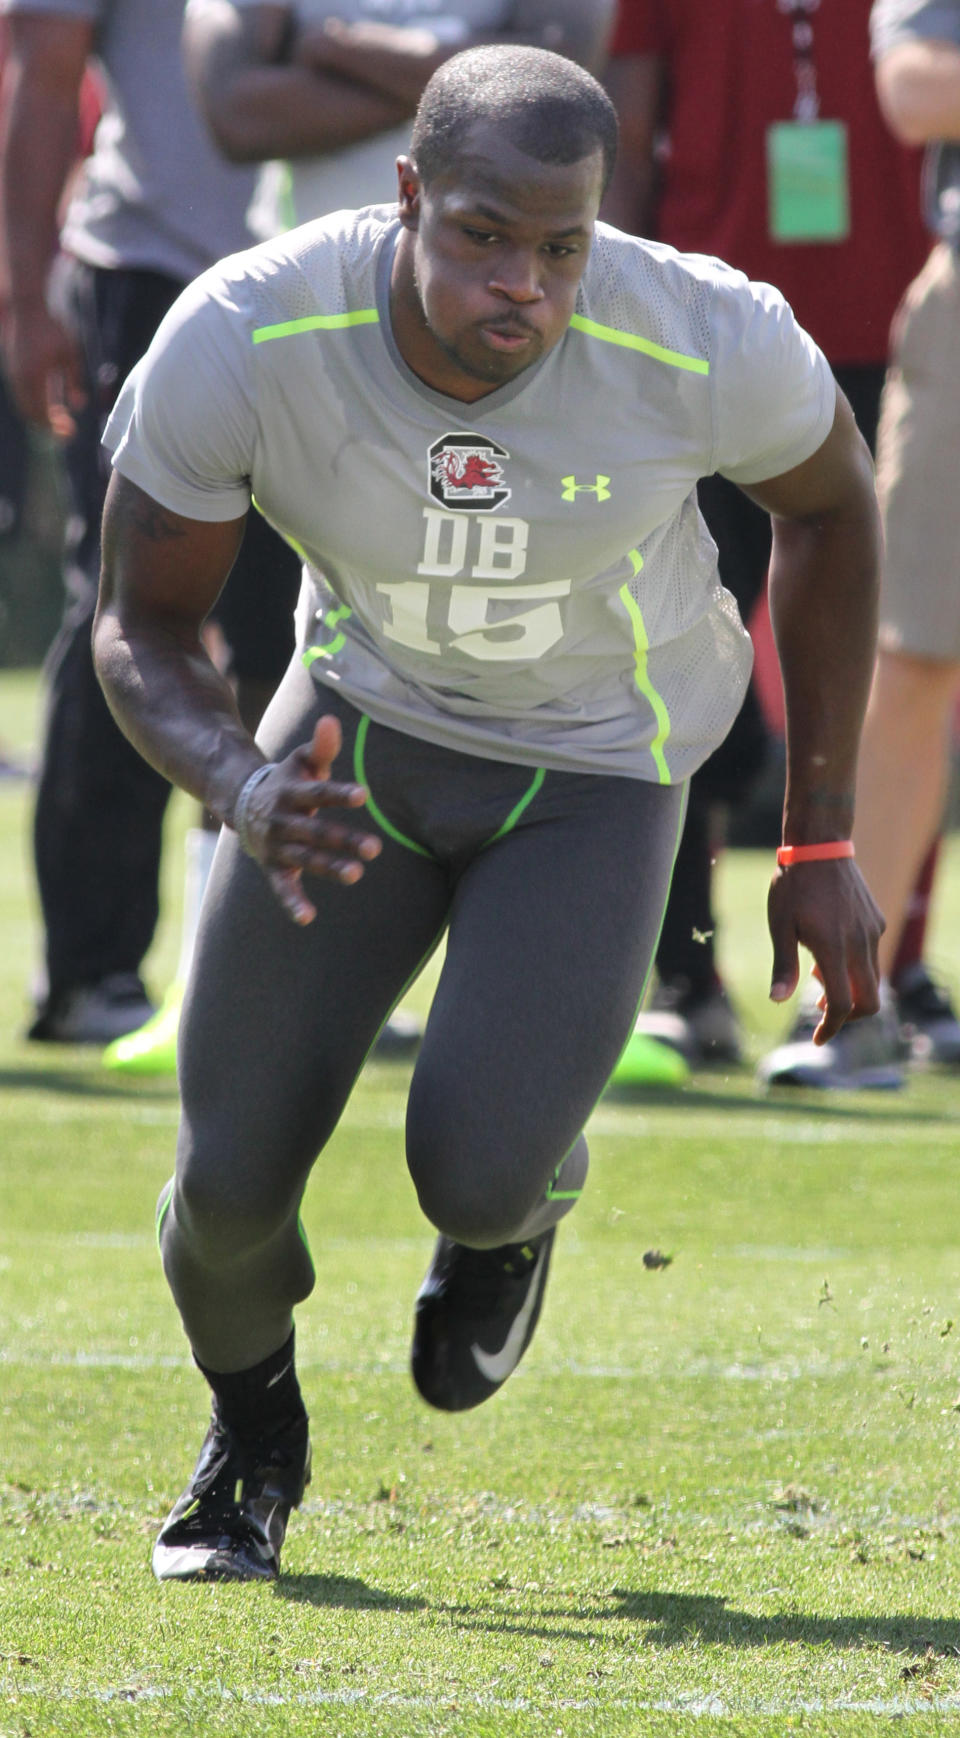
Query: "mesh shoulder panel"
581 226 741 372
241 206 391 330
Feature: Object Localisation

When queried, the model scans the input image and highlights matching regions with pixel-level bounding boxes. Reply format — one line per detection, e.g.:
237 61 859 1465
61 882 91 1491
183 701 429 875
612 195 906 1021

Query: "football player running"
94 45 883 1581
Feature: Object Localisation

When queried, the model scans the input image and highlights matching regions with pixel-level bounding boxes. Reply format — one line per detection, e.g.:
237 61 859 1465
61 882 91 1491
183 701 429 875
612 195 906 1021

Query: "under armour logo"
560 475 611 503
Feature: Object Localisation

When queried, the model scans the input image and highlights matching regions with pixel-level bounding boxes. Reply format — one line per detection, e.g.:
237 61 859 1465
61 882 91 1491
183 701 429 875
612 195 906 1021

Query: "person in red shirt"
604 0 940 1085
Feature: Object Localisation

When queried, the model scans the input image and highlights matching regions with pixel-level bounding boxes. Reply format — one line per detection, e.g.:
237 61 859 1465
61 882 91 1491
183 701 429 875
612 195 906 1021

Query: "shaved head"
410 44 618 193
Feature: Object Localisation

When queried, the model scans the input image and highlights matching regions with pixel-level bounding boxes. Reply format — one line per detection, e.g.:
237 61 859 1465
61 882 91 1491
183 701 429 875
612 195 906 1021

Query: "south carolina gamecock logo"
428 434 511 512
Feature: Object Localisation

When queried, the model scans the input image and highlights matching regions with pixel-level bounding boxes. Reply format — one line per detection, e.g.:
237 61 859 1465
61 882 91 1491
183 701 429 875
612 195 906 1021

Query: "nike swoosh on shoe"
470 1247 547 1384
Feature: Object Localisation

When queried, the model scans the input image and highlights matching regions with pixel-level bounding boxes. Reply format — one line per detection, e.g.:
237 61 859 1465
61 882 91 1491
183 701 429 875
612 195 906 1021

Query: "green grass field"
3 668 960 1737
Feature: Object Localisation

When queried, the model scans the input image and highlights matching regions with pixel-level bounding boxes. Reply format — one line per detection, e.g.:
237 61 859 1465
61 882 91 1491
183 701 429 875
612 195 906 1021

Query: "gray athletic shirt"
104 209 836 783
0 0 256 279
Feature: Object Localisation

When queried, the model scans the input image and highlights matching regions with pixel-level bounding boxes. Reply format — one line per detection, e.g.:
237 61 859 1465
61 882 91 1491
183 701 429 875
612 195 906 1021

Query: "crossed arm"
183 0 617 165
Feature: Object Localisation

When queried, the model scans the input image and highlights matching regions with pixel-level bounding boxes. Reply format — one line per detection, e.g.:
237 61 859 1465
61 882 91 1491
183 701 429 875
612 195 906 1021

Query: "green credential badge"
766 119 850 243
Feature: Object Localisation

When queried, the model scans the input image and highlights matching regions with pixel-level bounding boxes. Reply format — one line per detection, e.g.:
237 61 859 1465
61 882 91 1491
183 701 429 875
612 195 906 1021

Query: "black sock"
195 1329 307 1439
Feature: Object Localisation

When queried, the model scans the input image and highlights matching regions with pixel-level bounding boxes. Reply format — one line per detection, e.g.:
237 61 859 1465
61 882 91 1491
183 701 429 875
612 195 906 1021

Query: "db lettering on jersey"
375 508 568 663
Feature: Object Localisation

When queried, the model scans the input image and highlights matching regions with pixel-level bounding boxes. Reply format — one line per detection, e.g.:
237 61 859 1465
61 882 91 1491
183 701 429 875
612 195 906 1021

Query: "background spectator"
603 0 931 1080
0 0 301 1046
760 0 960 1088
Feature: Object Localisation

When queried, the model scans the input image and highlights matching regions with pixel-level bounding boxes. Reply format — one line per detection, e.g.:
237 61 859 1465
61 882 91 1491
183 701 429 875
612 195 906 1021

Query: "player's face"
392 122 603 402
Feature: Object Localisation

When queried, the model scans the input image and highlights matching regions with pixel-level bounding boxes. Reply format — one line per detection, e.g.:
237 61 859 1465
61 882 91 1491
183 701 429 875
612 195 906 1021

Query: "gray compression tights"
158 659 687 1371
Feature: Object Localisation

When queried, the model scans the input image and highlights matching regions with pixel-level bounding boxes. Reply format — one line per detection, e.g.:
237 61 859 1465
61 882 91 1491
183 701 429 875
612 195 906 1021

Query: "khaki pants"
875 241 960 659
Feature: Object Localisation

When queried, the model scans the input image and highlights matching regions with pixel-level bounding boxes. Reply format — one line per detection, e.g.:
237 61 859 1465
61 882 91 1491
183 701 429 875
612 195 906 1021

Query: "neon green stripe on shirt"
621 549 672 785
252 309 380 345
569 312 709 375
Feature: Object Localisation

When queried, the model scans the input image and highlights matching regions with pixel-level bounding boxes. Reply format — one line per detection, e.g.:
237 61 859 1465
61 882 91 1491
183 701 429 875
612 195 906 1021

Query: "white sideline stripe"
5 1685 960 1715
0 1350 864 1380
21 1096 960 1147
586 1109 960 1146
0 1234 430 1254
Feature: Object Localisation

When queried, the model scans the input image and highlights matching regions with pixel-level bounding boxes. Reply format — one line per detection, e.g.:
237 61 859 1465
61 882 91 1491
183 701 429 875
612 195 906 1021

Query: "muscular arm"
875 36 960 145
749 392 880 852
600 52 665 234
95 473 380 919
743 392 885 1035
184 0 616 165
95 474 258 815
0 12 91 429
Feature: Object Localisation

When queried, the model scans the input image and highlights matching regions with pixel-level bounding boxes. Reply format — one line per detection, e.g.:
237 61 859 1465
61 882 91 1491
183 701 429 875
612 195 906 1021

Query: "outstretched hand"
767 858 884 1043
232 715 382 925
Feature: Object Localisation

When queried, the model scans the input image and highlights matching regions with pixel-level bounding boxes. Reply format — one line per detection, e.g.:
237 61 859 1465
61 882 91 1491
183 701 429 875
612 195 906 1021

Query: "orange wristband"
776 841 855 866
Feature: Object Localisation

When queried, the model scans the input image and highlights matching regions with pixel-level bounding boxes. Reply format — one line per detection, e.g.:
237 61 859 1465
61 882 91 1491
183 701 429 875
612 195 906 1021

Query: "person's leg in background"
758 257 960 1088
887 841 960 1062
620 470 771 1070
854 645 960 996
853 305 960 1064
28 260 183 1043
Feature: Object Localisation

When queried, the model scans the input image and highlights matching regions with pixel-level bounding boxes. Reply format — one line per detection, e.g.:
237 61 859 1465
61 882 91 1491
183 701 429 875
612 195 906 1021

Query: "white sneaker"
756 980 906 1091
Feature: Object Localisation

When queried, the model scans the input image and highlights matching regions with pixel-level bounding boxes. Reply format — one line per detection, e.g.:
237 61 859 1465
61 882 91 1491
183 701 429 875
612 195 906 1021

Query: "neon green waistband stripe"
252 309 380 344
621 549 672 785
353 713 435 859
569 312 710 375
483 766 546 848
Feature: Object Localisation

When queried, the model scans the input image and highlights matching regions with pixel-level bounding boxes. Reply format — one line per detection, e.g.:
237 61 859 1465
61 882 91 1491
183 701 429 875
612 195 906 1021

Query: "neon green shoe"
102 980 184 1076
608 1028 690 1090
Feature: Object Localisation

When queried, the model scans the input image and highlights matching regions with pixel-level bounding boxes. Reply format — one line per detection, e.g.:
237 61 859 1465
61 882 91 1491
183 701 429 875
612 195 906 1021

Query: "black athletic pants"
34 259 300 1003
160 664 687 1372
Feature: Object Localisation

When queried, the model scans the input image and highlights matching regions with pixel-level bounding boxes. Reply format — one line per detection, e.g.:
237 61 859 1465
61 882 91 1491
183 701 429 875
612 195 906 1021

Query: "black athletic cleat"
632 974 743 1066
895 963 960 1066
411 1228 555 1412
28 972 154 1045
152 1407 311 1582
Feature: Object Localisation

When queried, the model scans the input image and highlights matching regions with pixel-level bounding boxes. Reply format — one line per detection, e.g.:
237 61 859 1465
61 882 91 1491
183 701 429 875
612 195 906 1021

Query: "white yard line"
4 1684 960 1715
0 1349 866 1379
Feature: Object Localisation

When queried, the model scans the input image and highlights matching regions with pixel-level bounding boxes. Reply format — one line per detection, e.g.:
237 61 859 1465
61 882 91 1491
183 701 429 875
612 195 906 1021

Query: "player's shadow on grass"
606 1588 960 1655
0 1066 176 1100
275 1573 427 1613
438 1591 960 1655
